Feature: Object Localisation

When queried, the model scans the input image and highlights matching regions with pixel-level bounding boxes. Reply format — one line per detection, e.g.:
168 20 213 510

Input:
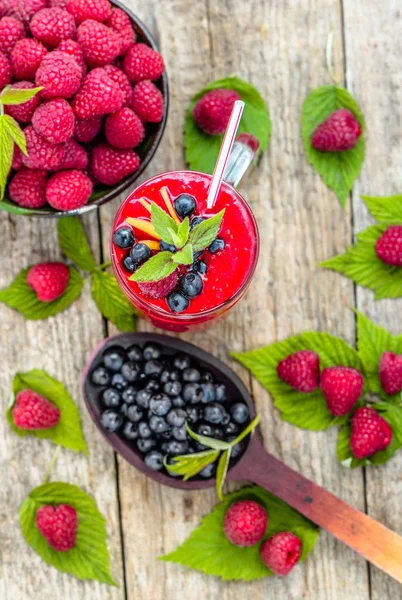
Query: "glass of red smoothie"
111 134 260 332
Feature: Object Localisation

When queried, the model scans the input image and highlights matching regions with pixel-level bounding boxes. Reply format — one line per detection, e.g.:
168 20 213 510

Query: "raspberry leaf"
184 76 271 173
130 251 176 283
6 370 87 453
0 116 14 199
189 209 225 252
173 243 193 265
91 270 137 332
361 194 402 224
57 217 96 272
232 333 366 430
0 266 83 319
2 114 27 154
0 84 42 105
160 485 319 581
301 85 365 207
19 482 116 585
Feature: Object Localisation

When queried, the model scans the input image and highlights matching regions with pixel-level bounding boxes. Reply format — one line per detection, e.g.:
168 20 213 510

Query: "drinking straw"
206 100 245 209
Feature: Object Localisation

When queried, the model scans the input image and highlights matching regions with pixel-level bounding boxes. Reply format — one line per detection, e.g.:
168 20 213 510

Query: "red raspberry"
106 7 135 54
131 80 164 123
379 351 402 395
23 125 65 170
9 167 47 208
350 406 392 459
49 0 68 7
123 43 164 83
36 504 78 552
375 225 402 266
102 64 131 104
320 366 364 416
74 115 102 142
193 89 241 135
57 39 85 78
137 270 179 300
105 107 144 149
12 145 23 169
223 500 268 547
0 51 11 87
92 143 140 185
0 16 25 55
27 262 70 301
10 37 47 80
57 137 88 170
46 169 92 210
260 532 302 576
277 350 320 393
30 7 76 48
77 19 121 67
311 109 362 152
32 98 74 144
12 388 61 428
72 69 124 118
66 0 111 25
0 0 46 27
4 81 40 122
36 50 81 99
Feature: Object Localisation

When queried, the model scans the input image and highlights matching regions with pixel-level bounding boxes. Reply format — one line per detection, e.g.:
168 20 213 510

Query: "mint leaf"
0 266 83 319
130 251 176 283
7 370 87 453
216 450 231 501
1 85 42 105
189 210 225 252
91 270 136 332
3 114 26 154
176 217 190 247
320 224 402 299
58 217 95 272
0 115 14 198
301 85 365 207
160 485 319 580
151 202 179 246
233 333 366 430
20 482 117 585
173 243 193 265
184 76 271 173
362 194 402 224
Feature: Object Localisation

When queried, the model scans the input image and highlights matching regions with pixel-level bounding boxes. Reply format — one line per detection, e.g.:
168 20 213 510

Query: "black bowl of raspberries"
82 333 255 490
0 0 168 217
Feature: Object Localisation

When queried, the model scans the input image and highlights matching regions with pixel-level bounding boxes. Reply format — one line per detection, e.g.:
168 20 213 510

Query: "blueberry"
231 403 249 424
180 273 203 298
160 240 177 253
149 393 172 416
183 383 204 404
221 413 231 426
101 410 123 432
174 193 196 217
193 260 208 275
123 255 136 273
111 372 128 390
138 421 152 438
199 463 216 478
167 292 189 313
227 436 245 459
192 250 204 262
186 405 202 423
212 427 224 440
160 368 180 384
182 368 201 383
209 238 225 253
190 216 205 229
91 366 111 386
113 226 134 249
149 415 170 433
145 380 160 393
144 360 163 378
130 243 151 265
136 389 152 408
201 371 214 383
127 404 144 422
122 386 137 404
126 344 143 361
121 361 142 382
215 383 228 402
172 425 187 441
137 438 156 453
195 423 213 437
144 450 164 471
164 381 182 397
194 441 208 452
162 440 189 455
203 403 228 424
173 353 191 370
166 408 186 427
103 346 125 371
102 388 121 408
143 342 162 361
120 402 129 416
159 428 173 440
172 395 185 408
224 421 239 436
123 421 139 440
200 382 216 403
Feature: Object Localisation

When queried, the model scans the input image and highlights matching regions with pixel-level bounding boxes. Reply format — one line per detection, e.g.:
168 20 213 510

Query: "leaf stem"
42 446 61 484
326 31 340 87
98 260 112 271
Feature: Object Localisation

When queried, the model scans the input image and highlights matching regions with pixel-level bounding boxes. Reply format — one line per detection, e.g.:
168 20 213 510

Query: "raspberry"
123 43 164 82
379 351 402 395
57 137 88 170
72 69 124 118
277 350 320 393
12 388 61 428
106 7 135 54
23 125 65 170
36 50 81 98
0 51 11 87
9 167 47 208
193 89 241 135
0 16 25 56
223 500 268 547
0 0 47 27
375 225 402 266
27 262 70 301
102 64 132 104
10 37 47 80
46 169 92 210
36 504 78 552
131 80 164 123
92 143 140 185
30 7 76 48
12 145 23 169
260 532 302 576
311 109 362 152
49 0 68 7
66 0 111 25
350 406 392 459
77 19 121 67
105 107 144 149
32 98 74 144
137 270 179 300
74 116 102 142
57 39 85 78
320 366 364 416
4 81 40 122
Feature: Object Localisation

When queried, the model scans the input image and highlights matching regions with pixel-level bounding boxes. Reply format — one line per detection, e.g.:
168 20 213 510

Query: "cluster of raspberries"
0 0 165 211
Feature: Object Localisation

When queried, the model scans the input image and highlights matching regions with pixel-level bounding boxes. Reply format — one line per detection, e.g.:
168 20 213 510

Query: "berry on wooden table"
379 351 402 395
375 225 402 266
193 88 241 135
12 388 60 429
36 504 78 552
27 262 69 301
320 366 363 416
311 109 361 152
350 406 392 459
223 500 268 547
277 350 320 393
260 532 302 575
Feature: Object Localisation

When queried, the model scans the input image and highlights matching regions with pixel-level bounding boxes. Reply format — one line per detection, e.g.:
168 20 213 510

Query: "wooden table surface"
1 1 402 598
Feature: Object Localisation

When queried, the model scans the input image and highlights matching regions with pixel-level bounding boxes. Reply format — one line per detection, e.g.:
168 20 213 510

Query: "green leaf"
232 333 366 430
189 210 225 252
176 217 190 247
1 85 42 105
130 251 176 283
320 224 402 299
0 115 14 199
186 422 231 451
151 202 179 245
91 270 136 332
230 414 261 446
166 450 220 481
7 370 87 453
362 194 402 224
160 485 319 581
216 450 231 501
301 85 365 207
20 482 117 585
0 266 83 320
173 243 193 265
184 76 271 173
2 114 26 154
57 217 95 272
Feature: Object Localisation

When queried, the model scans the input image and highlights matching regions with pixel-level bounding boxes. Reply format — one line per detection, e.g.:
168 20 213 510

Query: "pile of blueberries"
90 341 250 476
